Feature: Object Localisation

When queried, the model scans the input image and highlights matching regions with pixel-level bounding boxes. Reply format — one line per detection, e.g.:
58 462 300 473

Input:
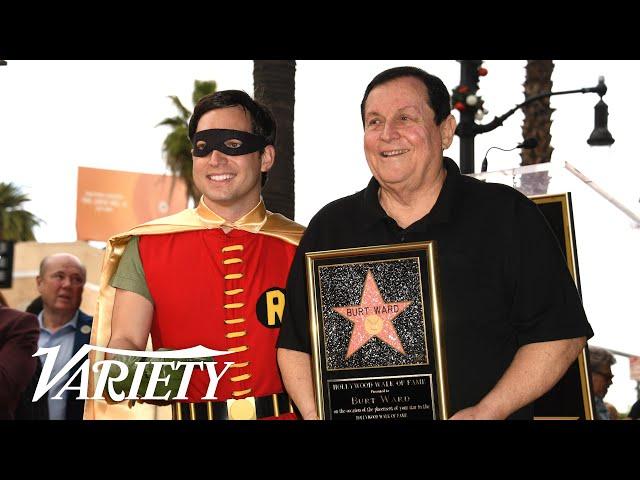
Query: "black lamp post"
455 60 484 175
454 61 615 174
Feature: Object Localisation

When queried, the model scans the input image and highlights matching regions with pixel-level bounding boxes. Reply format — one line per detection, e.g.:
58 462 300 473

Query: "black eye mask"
192 129 268 157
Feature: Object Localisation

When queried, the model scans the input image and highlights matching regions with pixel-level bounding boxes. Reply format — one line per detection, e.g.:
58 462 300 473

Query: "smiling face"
37 254 85 317
363 76 456 192
192 106 274 219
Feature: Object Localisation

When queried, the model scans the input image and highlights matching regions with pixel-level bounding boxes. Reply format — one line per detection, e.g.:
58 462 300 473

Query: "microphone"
481 137 538 173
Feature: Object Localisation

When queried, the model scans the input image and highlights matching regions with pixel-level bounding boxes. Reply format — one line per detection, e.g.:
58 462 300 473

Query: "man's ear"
260 145 276 172
440 114 457 150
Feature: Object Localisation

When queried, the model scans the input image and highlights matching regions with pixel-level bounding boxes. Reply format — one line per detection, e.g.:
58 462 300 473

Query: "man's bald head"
39 253 86 281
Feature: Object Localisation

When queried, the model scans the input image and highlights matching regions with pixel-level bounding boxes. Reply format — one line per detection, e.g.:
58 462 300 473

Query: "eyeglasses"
595 371 614 382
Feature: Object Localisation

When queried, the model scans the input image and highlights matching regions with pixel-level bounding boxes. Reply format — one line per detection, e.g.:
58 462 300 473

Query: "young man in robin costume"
84 90 304 420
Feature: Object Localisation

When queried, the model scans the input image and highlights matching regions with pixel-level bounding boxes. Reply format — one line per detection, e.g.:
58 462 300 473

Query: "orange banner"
76 167 188 241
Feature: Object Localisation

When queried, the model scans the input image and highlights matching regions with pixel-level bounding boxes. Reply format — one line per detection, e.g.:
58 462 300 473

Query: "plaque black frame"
531 192 595 420
305 241 450 420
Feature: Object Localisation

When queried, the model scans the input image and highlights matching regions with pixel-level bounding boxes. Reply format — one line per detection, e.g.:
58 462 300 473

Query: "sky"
1 60 638 413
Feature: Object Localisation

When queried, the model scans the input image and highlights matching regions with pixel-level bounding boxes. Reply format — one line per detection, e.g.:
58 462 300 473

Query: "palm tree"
158 80 217 205
520 60 555 195
253 60 296 220
0 182 41 241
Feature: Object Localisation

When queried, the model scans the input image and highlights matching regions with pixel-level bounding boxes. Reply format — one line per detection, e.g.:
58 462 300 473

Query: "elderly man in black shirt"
277 66 593 420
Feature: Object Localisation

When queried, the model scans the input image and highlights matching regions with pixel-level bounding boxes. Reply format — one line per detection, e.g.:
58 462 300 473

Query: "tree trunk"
253 60 296 220
520 60 555 195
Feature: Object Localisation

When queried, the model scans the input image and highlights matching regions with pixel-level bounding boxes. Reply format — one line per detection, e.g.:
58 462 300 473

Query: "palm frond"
0 204 41 241
0 182 30 209
159 79 217 205
162 129 191 155
168 96 191 120
156 116 187 128
192 80 217 105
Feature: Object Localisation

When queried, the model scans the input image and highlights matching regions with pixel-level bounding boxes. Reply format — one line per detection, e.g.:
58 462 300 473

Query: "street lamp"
454 60 615 174
587 84 615 146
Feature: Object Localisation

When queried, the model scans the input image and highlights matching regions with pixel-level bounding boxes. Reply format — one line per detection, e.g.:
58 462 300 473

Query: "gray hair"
589 346 616 372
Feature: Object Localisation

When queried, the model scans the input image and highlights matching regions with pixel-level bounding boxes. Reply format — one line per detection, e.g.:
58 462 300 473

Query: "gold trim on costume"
231 373 251 382
222 245 244 252
224 302 244 309
233 388 252 397
195 197 266 231
228 345 248 353
224 288 244 296
225 318 245 325
224 273 243 280
230 361 250 369
272 394 280 417
225 331 247 338
223 258 243 265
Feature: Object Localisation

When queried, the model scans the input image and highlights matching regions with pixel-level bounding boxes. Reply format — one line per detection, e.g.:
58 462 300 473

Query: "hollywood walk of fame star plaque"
305 242 450 420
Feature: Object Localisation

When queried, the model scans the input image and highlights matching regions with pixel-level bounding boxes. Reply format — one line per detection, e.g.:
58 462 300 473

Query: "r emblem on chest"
256 287 286 328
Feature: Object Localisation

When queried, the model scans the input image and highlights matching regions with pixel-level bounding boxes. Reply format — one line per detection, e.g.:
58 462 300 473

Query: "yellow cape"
83 199 304 419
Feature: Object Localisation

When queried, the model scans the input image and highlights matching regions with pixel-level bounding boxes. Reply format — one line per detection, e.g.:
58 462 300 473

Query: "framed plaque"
531 193 595 420
305 242 450 420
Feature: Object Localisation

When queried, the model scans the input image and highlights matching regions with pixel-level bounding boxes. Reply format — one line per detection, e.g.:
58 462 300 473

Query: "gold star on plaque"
333 270 411 359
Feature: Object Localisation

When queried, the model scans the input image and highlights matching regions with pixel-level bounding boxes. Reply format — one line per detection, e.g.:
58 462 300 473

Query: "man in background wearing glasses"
589 346 616 419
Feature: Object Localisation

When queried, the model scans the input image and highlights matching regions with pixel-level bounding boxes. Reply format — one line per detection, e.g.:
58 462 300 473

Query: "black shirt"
277 157 593 419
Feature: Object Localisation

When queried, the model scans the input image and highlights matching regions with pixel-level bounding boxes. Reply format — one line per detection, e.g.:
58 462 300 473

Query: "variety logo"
32 345 233 402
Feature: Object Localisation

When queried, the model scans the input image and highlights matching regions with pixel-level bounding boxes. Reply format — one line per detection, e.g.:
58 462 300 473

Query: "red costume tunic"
139 228 296 407
84 199 303 420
